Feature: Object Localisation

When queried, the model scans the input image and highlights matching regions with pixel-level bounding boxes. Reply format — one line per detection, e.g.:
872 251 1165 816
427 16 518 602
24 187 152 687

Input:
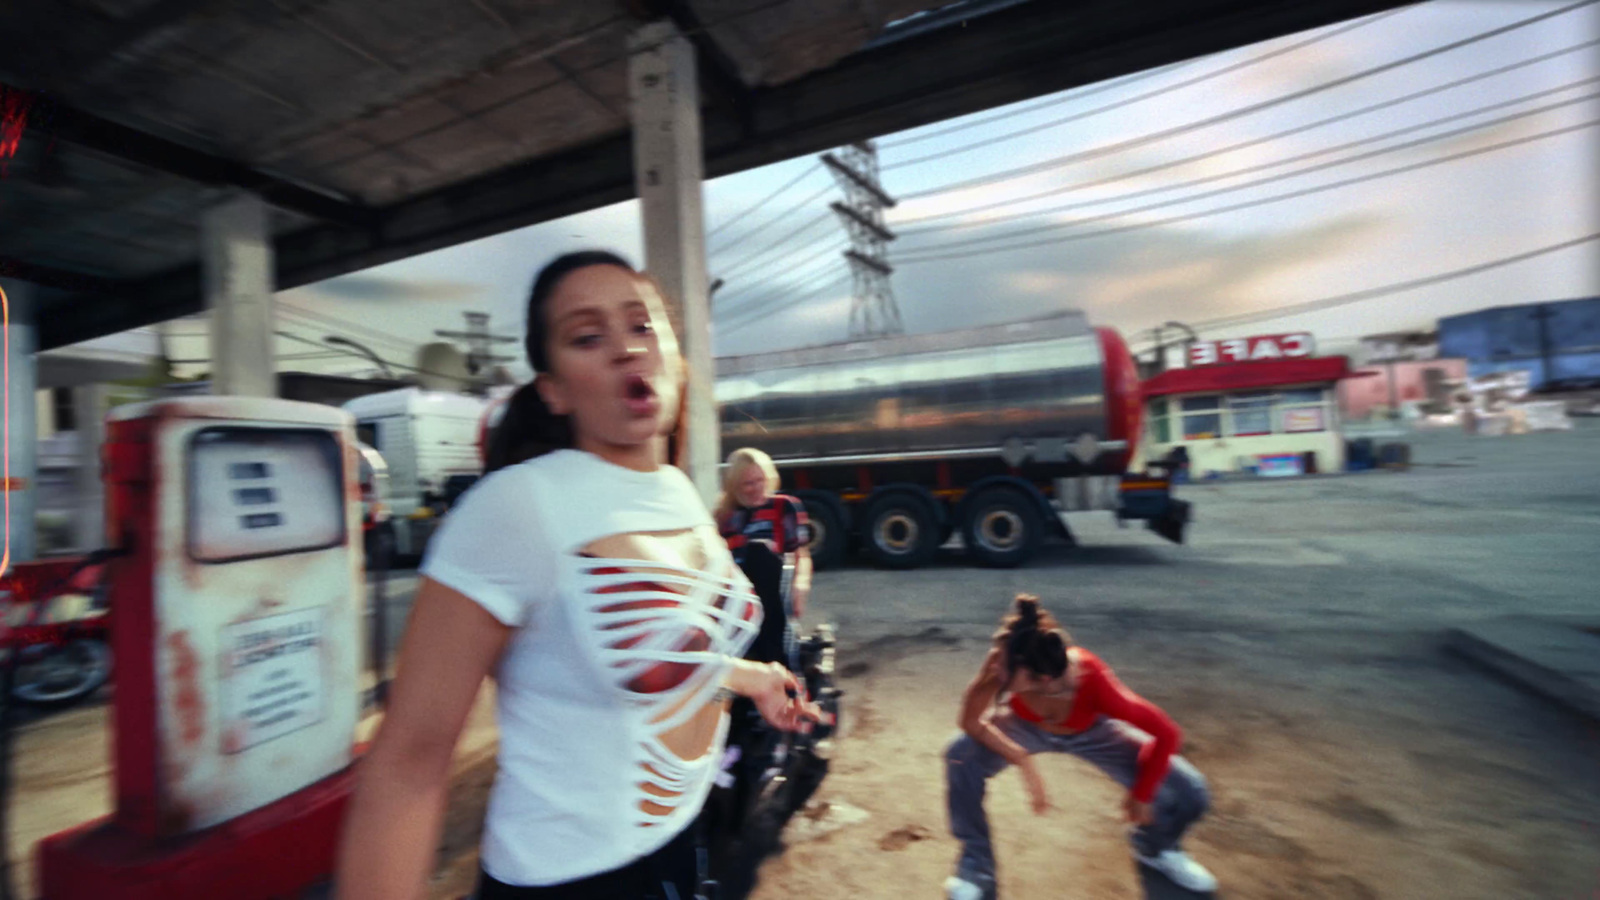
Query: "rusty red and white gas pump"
36 396 366 900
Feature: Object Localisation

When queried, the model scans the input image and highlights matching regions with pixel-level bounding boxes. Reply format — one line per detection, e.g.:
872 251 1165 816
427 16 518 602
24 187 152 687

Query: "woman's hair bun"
1013 593 1041 628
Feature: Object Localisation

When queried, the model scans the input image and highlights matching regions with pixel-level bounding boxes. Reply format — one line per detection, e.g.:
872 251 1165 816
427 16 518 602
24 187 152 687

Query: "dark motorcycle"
1 557 113 708
699 545 844 899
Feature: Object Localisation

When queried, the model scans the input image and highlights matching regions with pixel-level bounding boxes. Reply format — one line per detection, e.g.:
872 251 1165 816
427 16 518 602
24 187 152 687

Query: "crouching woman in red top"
943 595 1216 899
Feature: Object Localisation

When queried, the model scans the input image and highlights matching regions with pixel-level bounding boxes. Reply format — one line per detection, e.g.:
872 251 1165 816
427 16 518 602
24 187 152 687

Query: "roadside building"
1439 297 1600 388
1141 332 1372 478
1338 331 1469 422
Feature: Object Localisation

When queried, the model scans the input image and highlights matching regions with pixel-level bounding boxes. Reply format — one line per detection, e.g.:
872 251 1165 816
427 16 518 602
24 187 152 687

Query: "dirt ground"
730 426 1600 900
743 625 1600 900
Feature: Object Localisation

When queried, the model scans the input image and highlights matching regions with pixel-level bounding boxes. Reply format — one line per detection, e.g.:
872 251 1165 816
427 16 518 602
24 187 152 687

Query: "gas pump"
36 397 365 900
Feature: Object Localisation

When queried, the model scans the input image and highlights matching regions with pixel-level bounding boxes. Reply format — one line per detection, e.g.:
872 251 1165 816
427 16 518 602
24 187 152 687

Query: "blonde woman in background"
716 448 812 668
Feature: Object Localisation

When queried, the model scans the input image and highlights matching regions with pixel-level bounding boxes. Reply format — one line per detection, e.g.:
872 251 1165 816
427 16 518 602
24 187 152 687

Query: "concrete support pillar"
202 193 276 397
72 383 109 550
628 21 717 503
0 279 39 565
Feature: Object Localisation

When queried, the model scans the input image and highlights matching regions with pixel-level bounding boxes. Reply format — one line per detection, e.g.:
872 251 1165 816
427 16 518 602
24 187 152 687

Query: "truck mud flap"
1148 498 1191 545
1116 476 1190 545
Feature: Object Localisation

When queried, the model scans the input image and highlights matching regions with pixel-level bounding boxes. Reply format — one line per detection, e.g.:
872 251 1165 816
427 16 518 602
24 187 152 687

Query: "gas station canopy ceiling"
2 0 1405 350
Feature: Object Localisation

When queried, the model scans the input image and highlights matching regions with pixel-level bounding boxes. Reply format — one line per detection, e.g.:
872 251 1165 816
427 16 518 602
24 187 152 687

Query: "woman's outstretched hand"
1019 757 1051 815
728 660 833 732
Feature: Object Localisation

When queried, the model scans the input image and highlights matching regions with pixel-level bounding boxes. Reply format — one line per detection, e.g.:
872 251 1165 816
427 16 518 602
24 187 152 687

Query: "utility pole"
435 312 516 385
1530 304 1557 388
822 142 901 338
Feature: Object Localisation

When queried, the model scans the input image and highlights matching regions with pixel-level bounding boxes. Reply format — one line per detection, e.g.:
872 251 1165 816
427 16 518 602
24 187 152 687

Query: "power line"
715 240 847 312
708 162 824 240
720 267 849 325
711 187 833 262
168 307 419 353
276 301 420 353
720 276 851 336
717 258 849 321
274 329 459 379
1182 232 1600 332
168 351 349 364
716 208 836 279
716 249 843 315
899 83 1600 244
718 275 852 336
717 229 842 292
895 38 1600 228
895 115 1600 265
898 0 1598 201
880 6 1409 171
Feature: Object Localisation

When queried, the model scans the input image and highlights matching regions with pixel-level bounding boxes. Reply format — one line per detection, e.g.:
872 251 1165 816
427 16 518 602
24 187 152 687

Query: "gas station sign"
224 606 326 752
1188 333 1315 366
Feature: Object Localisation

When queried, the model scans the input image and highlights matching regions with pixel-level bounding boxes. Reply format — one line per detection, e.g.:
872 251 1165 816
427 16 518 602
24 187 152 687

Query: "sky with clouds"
169 0 1600 380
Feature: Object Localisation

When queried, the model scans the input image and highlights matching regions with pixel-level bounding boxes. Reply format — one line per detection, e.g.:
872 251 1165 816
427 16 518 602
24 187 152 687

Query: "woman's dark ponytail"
994 593 1071 679
484 382 573 474
483 250 635 474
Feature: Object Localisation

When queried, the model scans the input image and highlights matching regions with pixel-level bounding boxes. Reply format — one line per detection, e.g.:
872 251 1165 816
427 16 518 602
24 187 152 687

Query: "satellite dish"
415 342 472 392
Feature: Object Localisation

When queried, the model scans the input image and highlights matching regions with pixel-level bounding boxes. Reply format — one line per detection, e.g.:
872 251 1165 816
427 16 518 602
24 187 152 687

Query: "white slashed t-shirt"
419 449 761 886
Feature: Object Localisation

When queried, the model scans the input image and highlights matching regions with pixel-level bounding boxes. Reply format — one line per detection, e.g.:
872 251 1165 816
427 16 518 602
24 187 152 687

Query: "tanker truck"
715 311 1188 569
474 312 1188 569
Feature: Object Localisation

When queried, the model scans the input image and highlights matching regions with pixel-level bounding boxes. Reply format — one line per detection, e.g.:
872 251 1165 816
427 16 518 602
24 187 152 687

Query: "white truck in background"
342 387 488 558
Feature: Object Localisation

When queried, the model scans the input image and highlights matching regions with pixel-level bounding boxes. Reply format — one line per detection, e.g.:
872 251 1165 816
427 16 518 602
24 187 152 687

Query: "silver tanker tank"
715 310 1143 474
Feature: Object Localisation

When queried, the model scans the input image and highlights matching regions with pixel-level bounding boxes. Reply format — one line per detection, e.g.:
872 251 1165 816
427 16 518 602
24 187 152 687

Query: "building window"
1149 387 1334 442
52 387 77 432
1226 392 1273 436
1149 398 1171 444
1180 395 1221 440
1278 388 1327 432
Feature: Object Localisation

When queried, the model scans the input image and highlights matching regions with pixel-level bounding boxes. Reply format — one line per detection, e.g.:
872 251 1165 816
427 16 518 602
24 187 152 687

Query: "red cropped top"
1008 649 1182 803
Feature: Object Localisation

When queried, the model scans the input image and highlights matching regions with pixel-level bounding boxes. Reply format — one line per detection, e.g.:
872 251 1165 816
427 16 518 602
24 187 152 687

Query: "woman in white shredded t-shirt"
335 251 829 900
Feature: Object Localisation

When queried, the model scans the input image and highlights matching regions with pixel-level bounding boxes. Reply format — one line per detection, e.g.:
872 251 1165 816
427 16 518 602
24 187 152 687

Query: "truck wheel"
804 500 848 570
963 488 1042 568
861 493 939 569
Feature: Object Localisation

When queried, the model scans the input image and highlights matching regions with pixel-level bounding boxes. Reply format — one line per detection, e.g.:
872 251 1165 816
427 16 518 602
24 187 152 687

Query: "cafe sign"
1188 333 1315 366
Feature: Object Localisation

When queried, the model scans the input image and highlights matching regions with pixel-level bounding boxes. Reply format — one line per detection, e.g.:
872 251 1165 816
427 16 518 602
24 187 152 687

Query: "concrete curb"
1447 617 1600 722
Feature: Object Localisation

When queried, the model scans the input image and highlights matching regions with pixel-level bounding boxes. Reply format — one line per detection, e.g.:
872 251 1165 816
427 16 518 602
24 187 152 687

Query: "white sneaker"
1136 849 1218 894
944 875 984 900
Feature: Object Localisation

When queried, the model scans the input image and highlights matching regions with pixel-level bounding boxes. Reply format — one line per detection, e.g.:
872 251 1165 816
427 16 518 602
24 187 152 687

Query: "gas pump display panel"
188 429 345 563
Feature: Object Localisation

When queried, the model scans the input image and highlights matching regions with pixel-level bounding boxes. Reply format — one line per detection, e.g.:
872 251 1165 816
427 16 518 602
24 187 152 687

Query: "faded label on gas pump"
223 607 325 752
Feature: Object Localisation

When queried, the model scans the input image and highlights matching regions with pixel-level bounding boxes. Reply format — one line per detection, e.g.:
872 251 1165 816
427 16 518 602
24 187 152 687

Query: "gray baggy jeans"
944 714 1209 897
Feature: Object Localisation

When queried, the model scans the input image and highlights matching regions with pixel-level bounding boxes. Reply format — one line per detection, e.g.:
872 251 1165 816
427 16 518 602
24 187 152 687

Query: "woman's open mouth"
623 374 659 417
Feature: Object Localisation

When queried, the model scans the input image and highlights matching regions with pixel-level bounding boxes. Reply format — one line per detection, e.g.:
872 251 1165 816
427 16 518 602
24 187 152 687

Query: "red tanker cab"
1095 327 1144 472
39 396 364 900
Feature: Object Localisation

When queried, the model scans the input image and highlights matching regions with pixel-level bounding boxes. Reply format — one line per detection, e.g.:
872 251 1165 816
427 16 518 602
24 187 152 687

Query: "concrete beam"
629 20 717 502
202 194 276 398
5 87 376 229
